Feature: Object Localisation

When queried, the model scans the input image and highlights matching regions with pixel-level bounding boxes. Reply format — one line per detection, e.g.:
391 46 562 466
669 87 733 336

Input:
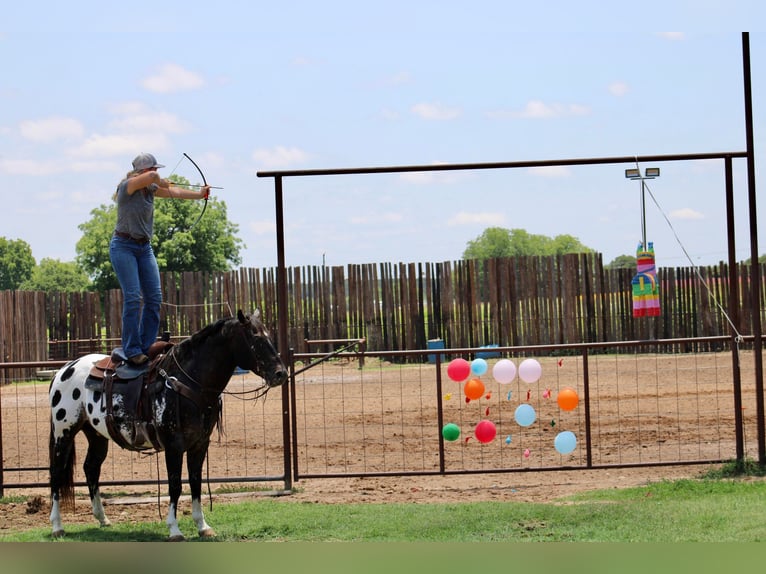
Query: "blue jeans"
109 235 162 358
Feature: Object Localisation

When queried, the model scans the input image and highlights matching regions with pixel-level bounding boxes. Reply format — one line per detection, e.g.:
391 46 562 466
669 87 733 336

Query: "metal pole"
640 178 647 251
742 32 765 464
274 175 293 488
724 156 745 462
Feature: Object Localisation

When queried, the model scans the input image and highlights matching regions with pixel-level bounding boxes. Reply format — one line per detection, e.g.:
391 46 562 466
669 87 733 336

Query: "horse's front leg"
164 447 186 541
187 443 216 538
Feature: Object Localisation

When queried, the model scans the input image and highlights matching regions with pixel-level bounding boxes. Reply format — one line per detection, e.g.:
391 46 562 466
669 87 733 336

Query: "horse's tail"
49 421 76 511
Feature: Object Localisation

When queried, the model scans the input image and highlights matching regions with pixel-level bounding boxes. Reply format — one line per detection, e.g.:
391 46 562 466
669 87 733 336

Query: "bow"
166 152 218 236
182 152 209 231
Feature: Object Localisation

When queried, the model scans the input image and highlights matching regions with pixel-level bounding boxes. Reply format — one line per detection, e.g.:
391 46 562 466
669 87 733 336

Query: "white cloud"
0 158 62 175
249 220 277 235
252 145 309 169
108 110 190 134
608 81 630 97
447 211 506 226
350 212 404 225
379 108 400 121
411 102 461 120
527 166 572 178
68 132 169 158
375 72 412 88
670 207 704 220
658 32 685 41
141 64 205 94
19 116 85 142
488 100 590 120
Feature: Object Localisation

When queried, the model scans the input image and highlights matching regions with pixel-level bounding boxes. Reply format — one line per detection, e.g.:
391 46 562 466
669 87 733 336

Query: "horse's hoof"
52 529 65 539
199 528 217 538
167 534 186 542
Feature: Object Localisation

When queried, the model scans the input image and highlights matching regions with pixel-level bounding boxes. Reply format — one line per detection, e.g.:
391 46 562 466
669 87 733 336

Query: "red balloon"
474 419 497 444
447 358 471 382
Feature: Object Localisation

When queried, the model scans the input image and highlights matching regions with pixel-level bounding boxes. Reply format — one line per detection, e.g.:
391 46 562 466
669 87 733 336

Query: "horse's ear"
237 309 247 324
253 309 261 320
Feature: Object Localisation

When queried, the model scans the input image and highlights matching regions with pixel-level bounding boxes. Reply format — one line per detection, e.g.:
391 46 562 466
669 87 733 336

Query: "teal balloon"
471 358 488 376
442 423 461 442
514 404 536 427
554 431 577 454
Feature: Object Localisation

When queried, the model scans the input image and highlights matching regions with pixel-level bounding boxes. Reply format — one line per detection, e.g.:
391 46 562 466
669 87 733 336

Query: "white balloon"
492 359 516 384
518 358 542 383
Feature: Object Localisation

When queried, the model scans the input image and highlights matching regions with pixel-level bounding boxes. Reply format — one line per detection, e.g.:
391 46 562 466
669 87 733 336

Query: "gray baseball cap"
132 153 165 171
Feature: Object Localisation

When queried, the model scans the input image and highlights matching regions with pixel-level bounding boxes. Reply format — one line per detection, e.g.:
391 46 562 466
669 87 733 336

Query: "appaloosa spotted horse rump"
49 310 287 540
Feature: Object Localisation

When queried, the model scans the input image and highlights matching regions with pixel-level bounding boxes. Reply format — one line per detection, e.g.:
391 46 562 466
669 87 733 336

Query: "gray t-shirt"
114 179 158 241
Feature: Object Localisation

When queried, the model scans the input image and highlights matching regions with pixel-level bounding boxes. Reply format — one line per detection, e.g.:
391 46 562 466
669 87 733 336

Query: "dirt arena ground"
1 351 762 535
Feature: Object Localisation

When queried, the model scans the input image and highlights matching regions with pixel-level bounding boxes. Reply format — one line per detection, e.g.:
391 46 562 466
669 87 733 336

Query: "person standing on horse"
110 153 210 366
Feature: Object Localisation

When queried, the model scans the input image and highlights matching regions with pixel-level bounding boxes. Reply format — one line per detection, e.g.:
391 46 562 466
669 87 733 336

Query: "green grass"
2 477 764 542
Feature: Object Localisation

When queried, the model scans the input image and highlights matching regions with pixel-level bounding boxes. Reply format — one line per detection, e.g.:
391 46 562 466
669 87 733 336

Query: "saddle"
86 340 174 452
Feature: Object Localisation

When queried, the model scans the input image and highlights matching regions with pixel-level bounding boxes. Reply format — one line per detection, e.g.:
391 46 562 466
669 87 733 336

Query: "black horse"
48 310 287 540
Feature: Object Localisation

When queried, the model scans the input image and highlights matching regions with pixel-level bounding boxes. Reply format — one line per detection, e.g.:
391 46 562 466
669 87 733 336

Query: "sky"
2 2 766 272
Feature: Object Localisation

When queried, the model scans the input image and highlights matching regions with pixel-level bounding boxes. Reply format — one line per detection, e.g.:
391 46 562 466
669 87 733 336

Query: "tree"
606 254 638 269
76 176 244 291
0 237 35 290
19 258 92 291
463 227 593 259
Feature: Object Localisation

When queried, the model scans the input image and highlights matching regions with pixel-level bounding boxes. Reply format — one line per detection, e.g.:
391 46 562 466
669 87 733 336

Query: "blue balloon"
471 358 488 376
514 404 536 427
554 431 577 454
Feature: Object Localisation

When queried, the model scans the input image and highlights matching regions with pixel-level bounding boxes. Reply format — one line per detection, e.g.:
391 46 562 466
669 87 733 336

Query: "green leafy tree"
76 176 243 291
19 258 91 291
463 227 593 259
0 237 36 289
606 254 638 269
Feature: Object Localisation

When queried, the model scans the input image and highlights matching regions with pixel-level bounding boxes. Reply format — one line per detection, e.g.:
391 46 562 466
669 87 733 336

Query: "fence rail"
0 255 761 381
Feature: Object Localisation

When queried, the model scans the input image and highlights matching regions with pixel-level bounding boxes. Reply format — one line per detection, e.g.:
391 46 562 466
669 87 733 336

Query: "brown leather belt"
114 231 149 245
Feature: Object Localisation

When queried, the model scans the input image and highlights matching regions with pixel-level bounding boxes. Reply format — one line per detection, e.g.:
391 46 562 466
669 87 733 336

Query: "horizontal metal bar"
294 459 727 481
257 151 748 178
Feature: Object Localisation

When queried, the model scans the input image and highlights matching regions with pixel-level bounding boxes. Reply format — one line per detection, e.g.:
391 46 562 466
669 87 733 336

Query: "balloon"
471 358 488 376
463 378 485 401
518 358 542 383
514 403 537 427
474 420 497 444
442 423 461 442
554 431 577 454
557 387 579 411
447 358 470 382
492 359 516 384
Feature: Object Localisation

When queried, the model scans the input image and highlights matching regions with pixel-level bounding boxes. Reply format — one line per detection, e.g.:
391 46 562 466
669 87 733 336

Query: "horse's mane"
177 316 235 354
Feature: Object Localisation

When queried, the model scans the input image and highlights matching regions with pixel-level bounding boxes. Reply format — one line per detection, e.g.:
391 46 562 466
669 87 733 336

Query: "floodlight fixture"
624 167 661 251
625 167 660 179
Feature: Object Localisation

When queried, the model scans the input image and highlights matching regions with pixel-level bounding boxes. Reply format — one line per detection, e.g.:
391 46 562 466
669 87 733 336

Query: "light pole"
625 167 660 251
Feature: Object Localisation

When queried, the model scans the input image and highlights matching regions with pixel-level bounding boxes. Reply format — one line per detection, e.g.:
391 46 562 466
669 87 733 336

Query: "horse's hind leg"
187 444 215 538
82 425 111 527
49 426 76 538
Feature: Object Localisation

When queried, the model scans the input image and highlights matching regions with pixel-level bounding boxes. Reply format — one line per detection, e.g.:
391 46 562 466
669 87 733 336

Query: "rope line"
634 159 744 343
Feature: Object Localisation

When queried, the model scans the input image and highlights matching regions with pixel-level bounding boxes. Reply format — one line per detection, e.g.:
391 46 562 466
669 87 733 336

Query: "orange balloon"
557 387 579 411
463 378 485 401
